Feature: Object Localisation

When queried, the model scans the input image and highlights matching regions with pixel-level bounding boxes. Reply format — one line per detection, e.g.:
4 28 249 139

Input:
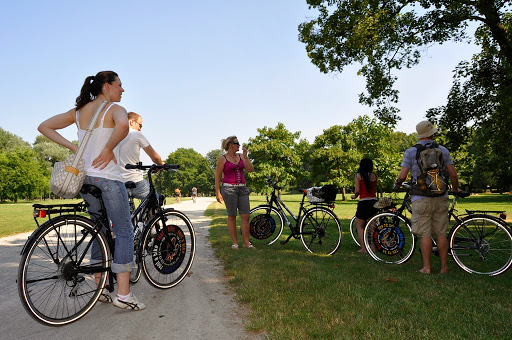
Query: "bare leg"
355 217 367 252
240 214 251 247
227 216 238 245
436 235 449 274
116 272 130 296
419 236 432 274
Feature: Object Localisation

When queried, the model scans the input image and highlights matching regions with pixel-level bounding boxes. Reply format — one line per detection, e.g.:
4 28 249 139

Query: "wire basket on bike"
306 185 337 203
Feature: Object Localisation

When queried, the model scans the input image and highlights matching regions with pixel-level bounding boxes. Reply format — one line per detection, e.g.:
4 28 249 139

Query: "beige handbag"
49 100 109 198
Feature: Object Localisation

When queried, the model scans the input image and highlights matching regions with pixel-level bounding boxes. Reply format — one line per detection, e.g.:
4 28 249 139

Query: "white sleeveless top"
76 103 122 181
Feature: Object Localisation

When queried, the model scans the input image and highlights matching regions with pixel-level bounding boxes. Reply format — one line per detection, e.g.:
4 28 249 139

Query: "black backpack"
410 142 449 197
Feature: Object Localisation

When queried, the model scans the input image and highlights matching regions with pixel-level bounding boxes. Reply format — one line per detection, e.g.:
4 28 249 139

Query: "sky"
0 1 479 164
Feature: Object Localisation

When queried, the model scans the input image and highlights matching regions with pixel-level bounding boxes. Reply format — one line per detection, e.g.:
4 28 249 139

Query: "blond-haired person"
215 136 255 249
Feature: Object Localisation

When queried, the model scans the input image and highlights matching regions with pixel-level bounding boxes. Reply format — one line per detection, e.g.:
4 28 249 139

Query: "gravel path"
0 197 263 339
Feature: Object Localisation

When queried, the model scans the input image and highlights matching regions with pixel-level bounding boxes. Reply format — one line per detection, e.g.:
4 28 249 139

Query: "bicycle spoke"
18 216 108 326
450 215 512 275
300 207 341 255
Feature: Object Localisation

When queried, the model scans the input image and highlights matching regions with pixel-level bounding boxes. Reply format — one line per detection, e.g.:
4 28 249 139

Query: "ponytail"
75 71 119 110
357 158 374 189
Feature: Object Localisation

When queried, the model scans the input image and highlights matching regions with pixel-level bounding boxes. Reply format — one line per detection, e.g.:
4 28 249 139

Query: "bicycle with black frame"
124 162 196 287
363 183 512 275
248 177 342 255
18 163 195 326
349 190 412 247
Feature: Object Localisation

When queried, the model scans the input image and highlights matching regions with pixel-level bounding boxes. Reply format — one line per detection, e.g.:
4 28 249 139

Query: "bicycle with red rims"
249 177 342 255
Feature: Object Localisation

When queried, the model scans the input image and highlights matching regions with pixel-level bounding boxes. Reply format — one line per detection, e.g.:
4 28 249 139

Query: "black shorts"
355 199 378 220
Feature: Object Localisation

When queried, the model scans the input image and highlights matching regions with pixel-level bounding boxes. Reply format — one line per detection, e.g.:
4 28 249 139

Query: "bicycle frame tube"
268 189 311 232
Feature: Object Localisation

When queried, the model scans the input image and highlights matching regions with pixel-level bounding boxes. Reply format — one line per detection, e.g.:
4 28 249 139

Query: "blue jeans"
81 176 133 273
129 179 150 200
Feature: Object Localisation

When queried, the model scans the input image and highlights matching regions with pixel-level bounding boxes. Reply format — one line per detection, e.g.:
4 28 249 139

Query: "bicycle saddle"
125 181 136 189
81 184 102 198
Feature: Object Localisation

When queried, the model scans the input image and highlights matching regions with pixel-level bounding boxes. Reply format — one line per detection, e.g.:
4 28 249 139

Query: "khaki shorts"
411 197 450 237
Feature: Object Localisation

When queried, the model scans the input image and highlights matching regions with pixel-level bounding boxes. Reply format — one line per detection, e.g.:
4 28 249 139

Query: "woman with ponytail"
350 158 378 253
38 71 145 310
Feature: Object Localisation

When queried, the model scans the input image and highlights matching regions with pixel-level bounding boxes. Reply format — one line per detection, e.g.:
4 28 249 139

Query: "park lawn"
0 199 83 238
0 195 189 238
206 193 512 339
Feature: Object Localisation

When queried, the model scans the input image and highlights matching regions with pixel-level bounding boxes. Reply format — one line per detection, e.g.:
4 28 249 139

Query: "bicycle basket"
306 185 337 203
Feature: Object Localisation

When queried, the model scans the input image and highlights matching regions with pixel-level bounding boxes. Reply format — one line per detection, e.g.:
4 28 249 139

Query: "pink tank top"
222 155 246 184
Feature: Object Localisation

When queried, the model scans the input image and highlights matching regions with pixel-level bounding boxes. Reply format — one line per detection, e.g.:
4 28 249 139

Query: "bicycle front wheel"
364 212 416 264
450 215 512 276
249 205 285 246
349 216 359 246
299 207 342 255
141 209 196 289
18 216 108 326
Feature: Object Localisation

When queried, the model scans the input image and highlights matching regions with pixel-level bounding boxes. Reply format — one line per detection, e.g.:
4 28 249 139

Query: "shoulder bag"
49 100 109 198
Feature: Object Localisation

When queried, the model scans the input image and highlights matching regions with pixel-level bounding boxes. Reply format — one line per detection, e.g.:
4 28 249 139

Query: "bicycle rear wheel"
141 209 196 289
299 207 342 255
450 215 512 276
18 216 108 326
248 205 285 246
349 216 359 246
364 212 416 264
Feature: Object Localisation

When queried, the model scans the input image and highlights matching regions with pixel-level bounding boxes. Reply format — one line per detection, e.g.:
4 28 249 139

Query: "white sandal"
231 244 239 249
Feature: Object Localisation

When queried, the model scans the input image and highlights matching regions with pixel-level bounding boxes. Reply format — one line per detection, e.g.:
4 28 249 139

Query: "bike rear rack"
32 201 89 228
465 210 507 220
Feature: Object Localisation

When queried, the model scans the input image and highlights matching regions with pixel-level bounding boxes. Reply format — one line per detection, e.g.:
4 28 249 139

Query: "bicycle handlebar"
125 162 180 172
266 176 281 190
449 191 470 198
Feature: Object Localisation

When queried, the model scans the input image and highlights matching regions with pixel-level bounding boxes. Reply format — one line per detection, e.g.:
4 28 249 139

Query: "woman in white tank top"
38 71 145 311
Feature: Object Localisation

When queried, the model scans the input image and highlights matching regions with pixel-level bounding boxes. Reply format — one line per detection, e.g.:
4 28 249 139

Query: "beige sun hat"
416 121 438 139
374 197 393 209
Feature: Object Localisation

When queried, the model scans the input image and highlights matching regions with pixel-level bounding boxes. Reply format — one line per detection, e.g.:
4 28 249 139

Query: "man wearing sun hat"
394 120 460 274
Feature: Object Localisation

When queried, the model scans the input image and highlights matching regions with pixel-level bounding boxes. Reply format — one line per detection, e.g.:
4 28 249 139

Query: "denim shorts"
129 179 150 200
81 176 133 274
221 185 250 216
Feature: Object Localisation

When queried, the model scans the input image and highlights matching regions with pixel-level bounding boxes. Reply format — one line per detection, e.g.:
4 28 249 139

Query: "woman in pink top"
215 136 255 249
351 158 378 253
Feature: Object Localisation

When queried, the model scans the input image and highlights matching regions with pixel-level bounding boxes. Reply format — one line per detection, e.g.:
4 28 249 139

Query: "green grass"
0 195 187 238
206 193 512 339
0 199 84 237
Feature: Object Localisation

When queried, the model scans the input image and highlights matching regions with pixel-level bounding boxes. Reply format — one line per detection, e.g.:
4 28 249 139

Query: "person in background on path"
118 112 164 199
175 188 181 203
191 186 197 203
38 71 145 310
395 120 460 274
215 136 255 249
351 158 378 253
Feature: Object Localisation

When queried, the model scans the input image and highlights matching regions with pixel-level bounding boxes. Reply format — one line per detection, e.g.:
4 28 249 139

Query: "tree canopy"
245 123 305 193
298 0 512 125
299 1 512 190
